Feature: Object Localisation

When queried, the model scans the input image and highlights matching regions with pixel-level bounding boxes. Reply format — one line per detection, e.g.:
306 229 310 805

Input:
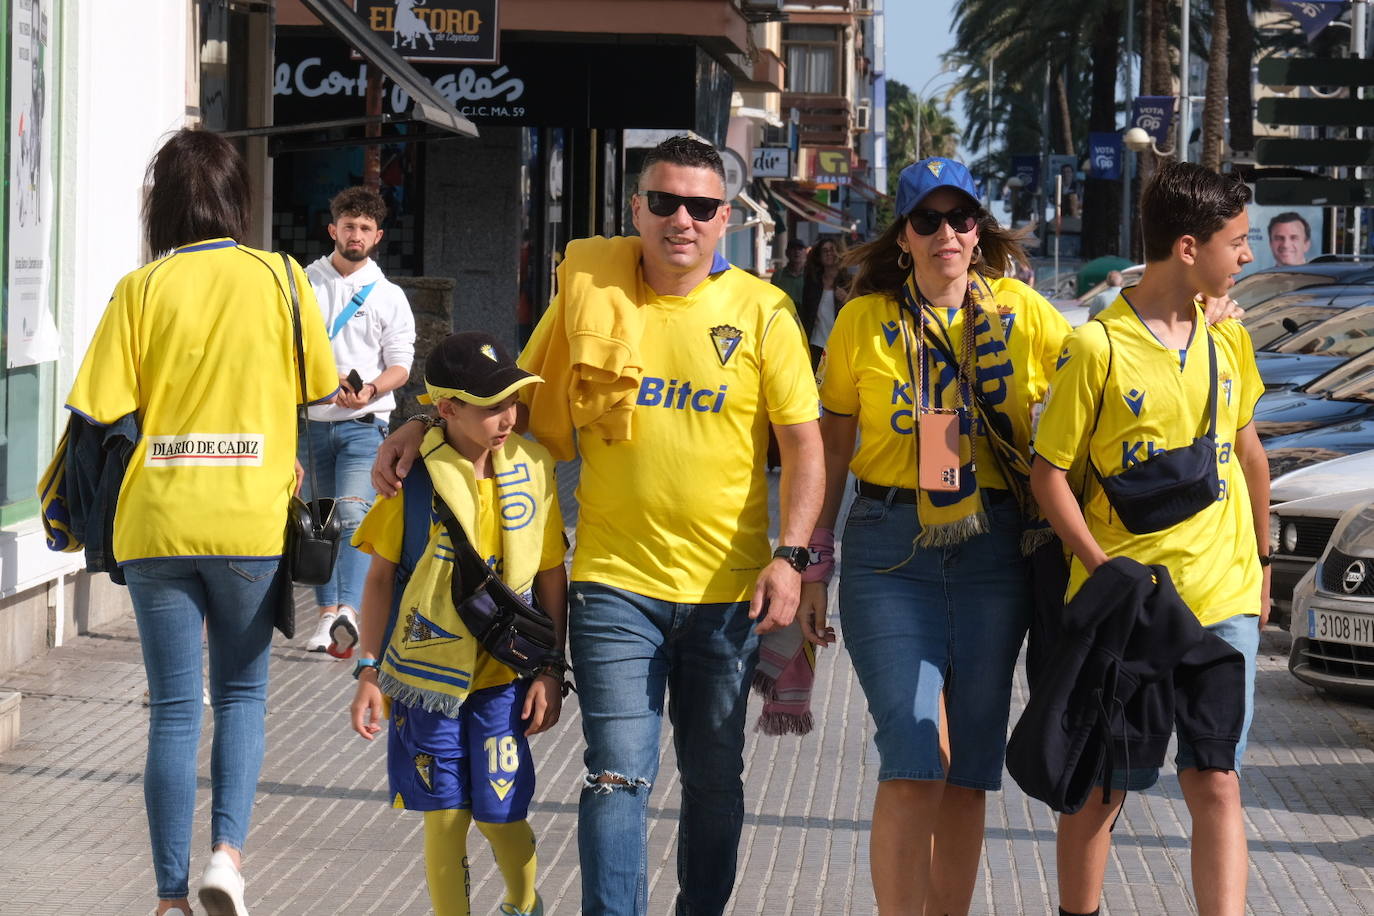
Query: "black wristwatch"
1257 553 1273 568
773 546 811 573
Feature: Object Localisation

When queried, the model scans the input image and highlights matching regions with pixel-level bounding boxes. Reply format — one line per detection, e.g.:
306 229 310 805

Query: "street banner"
352 0 500 64
1130 96 1175 148
1275 0 1347 43
8 0 60 367
1088 132 1123 180
1010 154 1040 194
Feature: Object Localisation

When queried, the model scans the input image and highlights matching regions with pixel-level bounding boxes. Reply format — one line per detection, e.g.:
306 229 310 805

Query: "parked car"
1254 346 1374 440
1268 488 1374 627
1270 448 1374 503
1254 304 1374 391
1264 420 1374 478
1245 289 1374 350
1289 496 1374 701
1233 261 1374 312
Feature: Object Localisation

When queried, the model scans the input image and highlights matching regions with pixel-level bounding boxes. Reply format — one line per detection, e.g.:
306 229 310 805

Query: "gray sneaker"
499 893 544 916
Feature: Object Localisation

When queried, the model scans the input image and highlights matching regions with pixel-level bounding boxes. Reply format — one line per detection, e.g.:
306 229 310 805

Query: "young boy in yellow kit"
1031 161 1271 916
348 331 568 916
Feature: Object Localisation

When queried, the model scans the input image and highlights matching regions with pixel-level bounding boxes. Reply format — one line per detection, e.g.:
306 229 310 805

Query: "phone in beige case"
917 409 961 492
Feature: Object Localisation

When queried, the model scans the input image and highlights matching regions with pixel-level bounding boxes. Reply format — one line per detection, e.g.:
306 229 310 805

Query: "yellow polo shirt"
1033 297 1265 624
65 240 339 563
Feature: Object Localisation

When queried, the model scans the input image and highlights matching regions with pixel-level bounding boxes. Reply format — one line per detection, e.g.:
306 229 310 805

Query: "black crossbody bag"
430 489 559 678
1087 319 1220 535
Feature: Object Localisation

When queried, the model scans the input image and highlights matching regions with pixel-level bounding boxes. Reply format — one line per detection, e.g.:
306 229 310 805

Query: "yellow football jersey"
554 264 818 603
65 240 339 563
1034 296 1265 625
355 466 567 691
818 277 1070 490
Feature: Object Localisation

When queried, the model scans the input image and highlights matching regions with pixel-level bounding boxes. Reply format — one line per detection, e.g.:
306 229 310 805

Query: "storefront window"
2 0 60 525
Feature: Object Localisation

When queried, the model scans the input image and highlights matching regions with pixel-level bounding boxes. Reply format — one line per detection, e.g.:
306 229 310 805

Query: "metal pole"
987 53 995 205
1055 174 1062 284
1179 0 1190 162
1122 0 1135 257
1354 0 1367 257
916 98 923 162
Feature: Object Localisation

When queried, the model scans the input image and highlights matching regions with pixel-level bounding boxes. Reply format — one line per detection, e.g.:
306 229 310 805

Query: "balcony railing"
783 92 853 147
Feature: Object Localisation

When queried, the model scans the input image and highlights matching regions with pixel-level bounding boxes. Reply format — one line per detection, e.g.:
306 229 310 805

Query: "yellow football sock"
424 808 473 916
475 819 538 912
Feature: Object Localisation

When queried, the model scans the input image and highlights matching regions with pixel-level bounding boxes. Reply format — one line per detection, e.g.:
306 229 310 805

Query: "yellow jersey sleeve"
67 273 144 424
539 488 568 571
817 304 860 416
1028 294 1074 404
1033 321 1111 471
354 492 405 564
1217 319 1264 428
291 257 343 405
761 308 821 425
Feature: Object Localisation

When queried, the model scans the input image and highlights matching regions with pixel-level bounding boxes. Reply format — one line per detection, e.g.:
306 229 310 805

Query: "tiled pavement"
2 467 1373 913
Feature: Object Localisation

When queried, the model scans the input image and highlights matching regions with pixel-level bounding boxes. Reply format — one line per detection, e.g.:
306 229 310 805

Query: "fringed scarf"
896 272 1052 553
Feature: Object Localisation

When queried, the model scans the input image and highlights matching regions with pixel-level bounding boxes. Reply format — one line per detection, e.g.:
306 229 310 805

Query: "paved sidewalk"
2 460 1372 913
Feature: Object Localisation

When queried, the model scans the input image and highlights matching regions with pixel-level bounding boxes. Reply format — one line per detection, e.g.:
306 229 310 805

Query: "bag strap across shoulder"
283 253 324 530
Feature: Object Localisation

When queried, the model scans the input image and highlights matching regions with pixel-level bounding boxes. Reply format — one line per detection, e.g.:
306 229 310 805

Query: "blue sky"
883 0 964 154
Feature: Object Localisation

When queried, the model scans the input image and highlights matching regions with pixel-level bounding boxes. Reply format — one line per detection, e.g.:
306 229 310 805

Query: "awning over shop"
223 0 477 147
765 184 856 234
849 176 891 202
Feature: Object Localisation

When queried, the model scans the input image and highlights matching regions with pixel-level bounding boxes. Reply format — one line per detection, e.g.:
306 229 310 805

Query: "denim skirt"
839 492 1032 790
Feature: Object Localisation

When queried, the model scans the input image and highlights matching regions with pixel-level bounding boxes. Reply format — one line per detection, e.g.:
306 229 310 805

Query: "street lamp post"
914 67 956 163
1180 0 1190 163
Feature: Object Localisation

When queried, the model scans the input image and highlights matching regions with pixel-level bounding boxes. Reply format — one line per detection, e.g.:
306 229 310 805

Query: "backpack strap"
379 459 435 654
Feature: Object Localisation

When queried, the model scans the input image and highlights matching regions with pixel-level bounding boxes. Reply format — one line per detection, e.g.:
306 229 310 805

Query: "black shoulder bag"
429 488 559 679
278 253 343 637
1087 320 1220 535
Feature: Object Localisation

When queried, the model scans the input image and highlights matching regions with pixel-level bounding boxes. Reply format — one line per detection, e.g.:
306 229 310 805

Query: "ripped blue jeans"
297 416 384 610
569 582 759 916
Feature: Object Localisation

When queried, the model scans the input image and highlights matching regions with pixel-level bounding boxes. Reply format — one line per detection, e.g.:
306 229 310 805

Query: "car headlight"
1269 513 1281 553
1283 521 1299 554
1333 501 1374 553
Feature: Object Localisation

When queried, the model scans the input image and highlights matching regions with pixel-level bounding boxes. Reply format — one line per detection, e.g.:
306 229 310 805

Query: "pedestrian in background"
771 236 808 306
799 157 1070 915
63 128 338 916
300 186 416 657
800 235 852 365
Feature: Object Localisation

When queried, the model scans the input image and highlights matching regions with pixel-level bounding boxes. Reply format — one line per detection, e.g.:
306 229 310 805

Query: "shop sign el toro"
353 0 500 64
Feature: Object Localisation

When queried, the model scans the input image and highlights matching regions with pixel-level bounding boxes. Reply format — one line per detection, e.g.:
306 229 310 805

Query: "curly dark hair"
1141 161 1252 263
329 186 388 225
637 136 726 194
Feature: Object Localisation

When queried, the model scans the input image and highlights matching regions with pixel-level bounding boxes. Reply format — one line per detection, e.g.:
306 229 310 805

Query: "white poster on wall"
7 0 60 368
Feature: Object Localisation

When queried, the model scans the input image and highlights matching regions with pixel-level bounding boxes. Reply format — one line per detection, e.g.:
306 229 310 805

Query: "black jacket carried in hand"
1006 557 1246 814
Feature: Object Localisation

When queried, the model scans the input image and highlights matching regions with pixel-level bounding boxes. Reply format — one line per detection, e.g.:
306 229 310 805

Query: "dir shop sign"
752 147 790 179
353 0 499 64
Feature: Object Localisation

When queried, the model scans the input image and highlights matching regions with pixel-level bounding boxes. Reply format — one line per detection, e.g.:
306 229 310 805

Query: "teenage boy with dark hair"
1030 160 1270 916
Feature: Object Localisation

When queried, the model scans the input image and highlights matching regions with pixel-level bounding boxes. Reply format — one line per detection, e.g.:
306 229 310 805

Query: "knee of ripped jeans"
583 770 652 795
333 495 372 530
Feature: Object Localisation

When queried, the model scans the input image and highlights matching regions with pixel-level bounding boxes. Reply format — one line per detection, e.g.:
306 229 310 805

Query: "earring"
897 249 912 269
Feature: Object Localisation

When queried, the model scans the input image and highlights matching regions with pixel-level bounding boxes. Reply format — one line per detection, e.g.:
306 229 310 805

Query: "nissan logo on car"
1342 559 1367 594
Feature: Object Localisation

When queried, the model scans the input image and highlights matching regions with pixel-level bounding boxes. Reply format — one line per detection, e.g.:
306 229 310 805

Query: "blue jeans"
569 582 760 916
839 492 1031 789
298 417 384 610
124 557 281 900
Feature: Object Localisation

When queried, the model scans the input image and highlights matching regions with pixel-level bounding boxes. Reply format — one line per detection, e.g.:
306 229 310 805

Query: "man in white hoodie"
302 186 416 654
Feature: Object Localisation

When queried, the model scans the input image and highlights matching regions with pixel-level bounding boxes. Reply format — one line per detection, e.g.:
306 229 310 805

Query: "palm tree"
886 80 959 192
1201 0 1229 170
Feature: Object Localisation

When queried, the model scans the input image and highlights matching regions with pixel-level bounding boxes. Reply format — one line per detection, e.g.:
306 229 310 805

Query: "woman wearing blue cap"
797 157 1071 913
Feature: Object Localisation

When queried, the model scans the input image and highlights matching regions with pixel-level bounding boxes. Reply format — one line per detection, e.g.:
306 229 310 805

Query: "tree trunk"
1227 0 1255 153
1056 69 1074 155
1201 0 1229 170
1082 7 1123 258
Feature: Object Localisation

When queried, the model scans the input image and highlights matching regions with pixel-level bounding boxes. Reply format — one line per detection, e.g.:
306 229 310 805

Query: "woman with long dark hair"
798 158 1070 914
799 236 853 365
64 129 338 916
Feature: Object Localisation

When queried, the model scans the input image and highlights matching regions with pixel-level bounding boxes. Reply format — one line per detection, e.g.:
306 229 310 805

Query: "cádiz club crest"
710 325 743 366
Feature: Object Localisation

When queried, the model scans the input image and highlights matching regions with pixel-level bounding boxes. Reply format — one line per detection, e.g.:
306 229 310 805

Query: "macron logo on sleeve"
1123 389 1146 417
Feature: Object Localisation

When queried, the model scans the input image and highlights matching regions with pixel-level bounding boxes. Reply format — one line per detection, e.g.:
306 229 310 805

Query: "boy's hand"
799 581 835 646
522 675 563 736
350 675 385 740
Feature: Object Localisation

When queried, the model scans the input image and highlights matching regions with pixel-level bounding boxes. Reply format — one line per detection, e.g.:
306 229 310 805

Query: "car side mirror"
1282 317 1301 335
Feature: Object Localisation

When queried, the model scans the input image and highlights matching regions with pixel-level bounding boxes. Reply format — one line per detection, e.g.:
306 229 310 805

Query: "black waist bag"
433 493 558 678
1089 322 1219 535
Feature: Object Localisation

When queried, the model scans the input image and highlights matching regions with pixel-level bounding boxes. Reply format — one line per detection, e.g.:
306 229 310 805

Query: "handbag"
1087 320 1220 535
430 488 559 678
277 253 343 637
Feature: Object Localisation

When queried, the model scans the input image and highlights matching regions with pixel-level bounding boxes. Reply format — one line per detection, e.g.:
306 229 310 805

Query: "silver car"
1289 498 1374 701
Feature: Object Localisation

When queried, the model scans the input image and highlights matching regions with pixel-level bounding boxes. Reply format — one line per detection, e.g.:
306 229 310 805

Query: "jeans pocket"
123 557 189 580
844 496 889 528
227 560 278 583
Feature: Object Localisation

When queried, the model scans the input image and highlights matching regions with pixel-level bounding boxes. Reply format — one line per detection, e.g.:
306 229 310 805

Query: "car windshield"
1232 272 1347 309
1248 304 1342 349
1305 346 1374 398
1277 306 1374 357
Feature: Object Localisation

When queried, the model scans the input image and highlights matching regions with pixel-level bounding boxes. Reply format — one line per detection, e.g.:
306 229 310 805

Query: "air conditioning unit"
853 0 874 12
741 0 785 11
855 101 872 131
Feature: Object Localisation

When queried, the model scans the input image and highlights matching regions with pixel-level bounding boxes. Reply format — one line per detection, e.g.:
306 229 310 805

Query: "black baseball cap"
421 331 543 407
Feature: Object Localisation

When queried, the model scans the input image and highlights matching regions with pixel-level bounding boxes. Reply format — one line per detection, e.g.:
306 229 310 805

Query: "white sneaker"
328 605 360 658
198 849 248 916
305 611 338 652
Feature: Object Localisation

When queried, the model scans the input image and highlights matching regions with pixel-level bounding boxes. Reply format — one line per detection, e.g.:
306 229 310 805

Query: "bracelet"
406 413 445 430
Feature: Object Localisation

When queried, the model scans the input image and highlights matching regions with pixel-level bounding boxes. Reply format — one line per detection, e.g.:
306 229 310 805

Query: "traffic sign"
1256 138 1374 167
1259 57 1374 88
1258 97 1374 126
1254 178 1374 206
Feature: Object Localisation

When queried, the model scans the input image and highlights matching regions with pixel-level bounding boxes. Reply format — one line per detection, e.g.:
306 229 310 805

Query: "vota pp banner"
1088 132 1123 181
1130 96 1175 148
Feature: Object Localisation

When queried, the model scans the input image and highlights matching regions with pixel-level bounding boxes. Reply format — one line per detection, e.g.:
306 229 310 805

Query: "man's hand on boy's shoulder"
1202 294 1244 325
523 675 563 736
